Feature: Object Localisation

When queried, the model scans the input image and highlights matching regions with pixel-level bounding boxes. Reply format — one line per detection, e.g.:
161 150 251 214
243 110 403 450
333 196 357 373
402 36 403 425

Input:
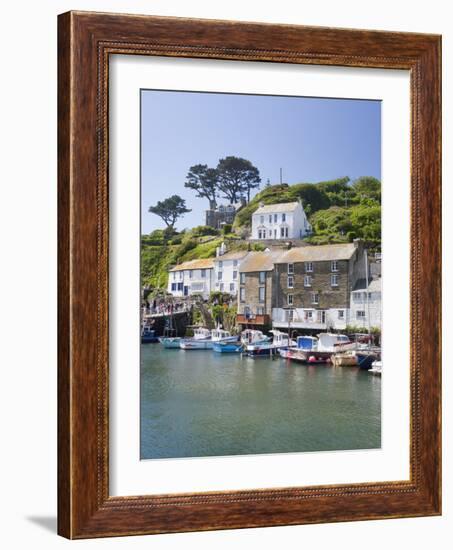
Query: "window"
285 227 289 237
259 271 266 283
179 271 183 280
240 288 245 302
304 275 312 287
218 261 223 269
262 230 266 239
356 310 366 319
259 286 265 303
338 310 345 319
189 270 193 279
274 214 278 223
287 263 294 274
280 227 285 238
331 260 339 272
256 306 264 315
287 276 294 289
201 269 206 278
331 274 339 287
260 215 264 223
274 229 277 238
305 310 313 321
233 270 238 279
177 282 183 291
282 213 286 222
233 260 238 267
269 215 272 223
217 271 222 280
305 262 313 273
317 310 326 323
220 283 224 292
258 230 262 239
240 272 245 284
172 272 176 280
287 294 293 306
311 292 319 305
230 283 235 292
171 283 176 291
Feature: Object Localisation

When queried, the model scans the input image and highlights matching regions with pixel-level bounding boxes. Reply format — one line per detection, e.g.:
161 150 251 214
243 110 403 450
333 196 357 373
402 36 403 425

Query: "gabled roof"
276 243 358 263
169 258 214 272
214 250 249 262
239 251 284 272
253 201 300 214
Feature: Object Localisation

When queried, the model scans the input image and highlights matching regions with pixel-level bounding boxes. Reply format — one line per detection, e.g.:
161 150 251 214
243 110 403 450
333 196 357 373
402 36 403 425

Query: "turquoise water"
140 345 381 459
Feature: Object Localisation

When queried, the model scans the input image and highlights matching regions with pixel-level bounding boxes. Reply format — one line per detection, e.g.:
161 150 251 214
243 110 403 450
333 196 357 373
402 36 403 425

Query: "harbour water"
140 345 381 460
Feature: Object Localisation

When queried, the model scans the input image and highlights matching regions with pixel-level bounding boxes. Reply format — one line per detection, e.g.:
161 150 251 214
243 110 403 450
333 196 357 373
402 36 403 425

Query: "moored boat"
247 330 294 357
241 329 270 346
331 350 359 367
158 337 183 348
211 328 237 343
212 341 244 353
180 327 212 350
369 360 382 376
141 325 159 344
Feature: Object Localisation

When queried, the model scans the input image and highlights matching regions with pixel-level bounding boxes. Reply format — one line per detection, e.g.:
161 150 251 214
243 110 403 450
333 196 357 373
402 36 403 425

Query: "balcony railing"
237 314 270 326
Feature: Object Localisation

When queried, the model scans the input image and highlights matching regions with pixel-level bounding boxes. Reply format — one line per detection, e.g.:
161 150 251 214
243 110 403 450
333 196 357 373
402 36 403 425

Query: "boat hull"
212 342 243 353
158 337 182 349
180 339 213 350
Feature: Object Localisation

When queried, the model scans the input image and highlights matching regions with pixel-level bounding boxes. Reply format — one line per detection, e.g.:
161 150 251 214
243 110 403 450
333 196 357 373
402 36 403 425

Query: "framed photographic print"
58 11 441 538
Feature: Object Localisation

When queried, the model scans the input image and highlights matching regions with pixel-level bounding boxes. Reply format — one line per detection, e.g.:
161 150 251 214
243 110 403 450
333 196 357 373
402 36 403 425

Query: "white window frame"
240 272 245 284
240 288 245 302
201 269 206 279
233 270 238 279
305 262 313 273
311 292 319 305
356 310 366 319
287 294 293 306
304 275 312 287
287 263 294 274
331 260 339 272
338 309 345 319
217 271 222 280
331 274 339 287
287 276 294 289
258 286 265 303
259 271 266 284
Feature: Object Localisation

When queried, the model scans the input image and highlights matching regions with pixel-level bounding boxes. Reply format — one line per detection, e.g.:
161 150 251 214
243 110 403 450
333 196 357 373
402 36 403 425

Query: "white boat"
369 360 382 376
158 337 183 349
241 329 270 346
317 333 351 352
180 327 213 350
247 330 295 357
211 328 237 343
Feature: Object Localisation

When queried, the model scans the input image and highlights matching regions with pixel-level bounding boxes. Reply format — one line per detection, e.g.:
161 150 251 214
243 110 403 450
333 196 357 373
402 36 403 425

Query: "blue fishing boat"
141 326 159 344
212 341 243 353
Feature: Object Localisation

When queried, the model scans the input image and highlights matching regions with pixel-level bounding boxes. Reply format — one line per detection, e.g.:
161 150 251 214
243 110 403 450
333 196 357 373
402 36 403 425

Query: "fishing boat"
180 327 213 350
285 333 350 363
247 330 295 357
212 341 244 353
240 329 270 346
355 350 378 370
279 335 318 362
141 325 159 344
211 328 237 343
158 337 183 349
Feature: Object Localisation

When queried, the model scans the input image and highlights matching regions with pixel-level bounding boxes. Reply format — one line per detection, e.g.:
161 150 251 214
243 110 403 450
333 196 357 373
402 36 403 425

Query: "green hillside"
142 176 381 290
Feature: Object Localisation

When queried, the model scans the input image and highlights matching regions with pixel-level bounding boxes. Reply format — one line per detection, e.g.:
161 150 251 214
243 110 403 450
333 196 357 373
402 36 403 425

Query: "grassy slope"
142 178 381 289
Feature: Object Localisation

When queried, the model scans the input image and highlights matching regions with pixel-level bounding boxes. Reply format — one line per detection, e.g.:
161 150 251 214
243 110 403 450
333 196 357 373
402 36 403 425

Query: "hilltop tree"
185 164 219 209
352 176 381 203
148 195 191 228
217 156 261 203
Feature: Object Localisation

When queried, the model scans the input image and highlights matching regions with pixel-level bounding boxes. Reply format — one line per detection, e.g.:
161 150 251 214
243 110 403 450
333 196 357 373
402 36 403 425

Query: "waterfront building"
167 258 215 299
350 277 382 330
237 250 284 328
213 246 249 296
271 240 367 331
251 201 311 241
205 200 244 229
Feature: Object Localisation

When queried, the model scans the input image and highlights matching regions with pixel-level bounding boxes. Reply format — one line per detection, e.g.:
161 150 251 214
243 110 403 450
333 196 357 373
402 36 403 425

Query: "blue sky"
141 90 381 233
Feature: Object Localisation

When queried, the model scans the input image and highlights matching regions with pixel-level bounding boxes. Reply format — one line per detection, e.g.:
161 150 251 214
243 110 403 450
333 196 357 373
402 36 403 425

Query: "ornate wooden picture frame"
58 11 441 539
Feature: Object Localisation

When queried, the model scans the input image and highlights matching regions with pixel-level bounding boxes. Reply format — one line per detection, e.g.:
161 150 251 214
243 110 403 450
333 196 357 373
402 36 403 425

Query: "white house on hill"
167 258 215 299
251 201 311 240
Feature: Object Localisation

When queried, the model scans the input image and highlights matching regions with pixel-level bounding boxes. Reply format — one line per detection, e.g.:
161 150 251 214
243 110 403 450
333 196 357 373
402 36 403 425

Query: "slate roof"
276 243 358 263
253 201 300 214
169 258 214 272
